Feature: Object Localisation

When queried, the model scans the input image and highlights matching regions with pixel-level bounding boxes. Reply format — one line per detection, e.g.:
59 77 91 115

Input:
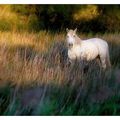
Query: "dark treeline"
6 5 120 32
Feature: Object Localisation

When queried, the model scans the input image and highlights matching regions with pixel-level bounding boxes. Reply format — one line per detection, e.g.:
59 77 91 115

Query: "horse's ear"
74 28 77 33
66 28 69 32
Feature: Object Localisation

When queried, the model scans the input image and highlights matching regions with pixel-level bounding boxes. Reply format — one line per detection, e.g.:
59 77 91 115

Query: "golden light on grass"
0 30 119 88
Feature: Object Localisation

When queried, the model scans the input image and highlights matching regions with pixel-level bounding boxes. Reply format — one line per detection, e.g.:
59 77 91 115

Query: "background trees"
1 5 120 33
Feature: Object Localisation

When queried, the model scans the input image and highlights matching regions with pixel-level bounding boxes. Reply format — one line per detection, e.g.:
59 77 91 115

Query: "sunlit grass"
0 31 119 87
0 31 120 115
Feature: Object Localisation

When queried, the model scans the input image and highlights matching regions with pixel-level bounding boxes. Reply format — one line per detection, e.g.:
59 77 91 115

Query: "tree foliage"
2 5 120 32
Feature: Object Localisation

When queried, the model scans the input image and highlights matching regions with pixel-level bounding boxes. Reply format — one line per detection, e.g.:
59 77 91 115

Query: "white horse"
66 28 111 69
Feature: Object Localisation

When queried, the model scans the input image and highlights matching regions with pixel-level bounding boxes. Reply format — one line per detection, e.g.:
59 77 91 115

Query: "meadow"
0 30 120 115
0 5 120 116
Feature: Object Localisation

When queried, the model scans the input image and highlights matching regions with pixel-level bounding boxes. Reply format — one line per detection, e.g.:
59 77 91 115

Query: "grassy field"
0 30 120 115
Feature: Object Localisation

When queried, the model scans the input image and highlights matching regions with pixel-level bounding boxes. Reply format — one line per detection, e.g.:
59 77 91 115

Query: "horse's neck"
75 35 82 45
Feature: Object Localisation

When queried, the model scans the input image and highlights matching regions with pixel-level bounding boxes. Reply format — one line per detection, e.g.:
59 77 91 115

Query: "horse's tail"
106 49 111 68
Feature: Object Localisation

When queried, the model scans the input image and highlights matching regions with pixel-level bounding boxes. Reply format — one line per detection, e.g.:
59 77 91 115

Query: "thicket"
0 5 120 33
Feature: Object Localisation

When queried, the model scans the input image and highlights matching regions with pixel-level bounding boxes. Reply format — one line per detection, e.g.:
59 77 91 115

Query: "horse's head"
66 28 78 48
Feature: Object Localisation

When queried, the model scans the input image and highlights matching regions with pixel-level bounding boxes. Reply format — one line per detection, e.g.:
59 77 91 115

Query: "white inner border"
0 0 120 119
1 116 120 120
0 0 120 4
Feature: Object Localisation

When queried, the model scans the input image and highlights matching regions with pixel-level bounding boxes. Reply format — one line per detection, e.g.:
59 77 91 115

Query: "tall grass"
0 31 120 115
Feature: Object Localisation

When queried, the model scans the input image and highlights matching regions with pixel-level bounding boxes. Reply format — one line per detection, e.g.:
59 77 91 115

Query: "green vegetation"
0 5 120 115
1 5 120 32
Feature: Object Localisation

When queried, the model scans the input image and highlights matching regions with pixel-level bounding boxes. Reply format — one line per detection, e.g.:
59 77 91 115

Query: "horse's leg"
105 52 111 68
83 64 89 73
96 55 101 68
100 55 106 70
66 58 75 68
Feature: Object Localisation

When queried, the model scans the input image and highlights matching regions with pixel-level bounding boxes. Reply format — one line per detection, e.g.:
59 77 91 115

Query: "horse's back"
84 38 108 46
86 38 108 49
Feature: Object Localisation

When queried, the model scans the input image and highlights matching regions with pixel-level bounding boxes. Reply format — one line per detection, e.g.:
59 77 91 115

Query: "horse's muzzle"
68 43 73 47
